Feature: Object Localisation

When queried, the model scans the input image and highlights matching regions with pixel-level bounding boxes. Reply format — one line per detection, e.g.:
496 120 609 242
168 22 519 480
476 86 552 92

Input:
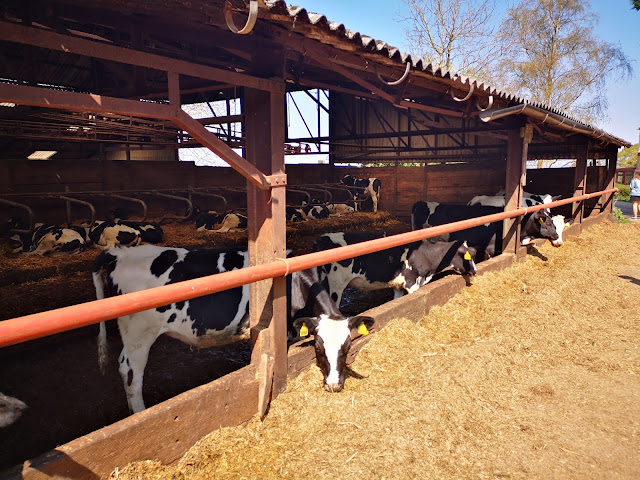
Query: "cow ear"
293 317 319 337
348 316 375 338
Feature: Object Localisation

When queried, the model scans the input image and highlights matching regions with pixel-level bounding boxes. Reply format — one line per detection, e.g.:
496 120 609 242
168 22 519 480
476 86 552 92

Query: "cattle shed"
0 0 631 478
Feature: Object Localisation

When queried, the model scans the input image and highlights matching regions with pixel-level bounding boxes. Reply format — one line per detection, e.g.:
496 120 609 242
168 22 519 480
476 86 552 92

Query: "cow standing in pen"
93 245 375 413
313 232 477 307
411 201 560 261
341 174 381 213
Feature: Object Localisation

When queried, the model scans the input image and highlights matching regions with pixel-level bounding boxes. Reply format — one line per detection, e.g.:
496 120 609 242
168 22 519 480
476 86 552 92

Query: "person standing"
630 170 640 220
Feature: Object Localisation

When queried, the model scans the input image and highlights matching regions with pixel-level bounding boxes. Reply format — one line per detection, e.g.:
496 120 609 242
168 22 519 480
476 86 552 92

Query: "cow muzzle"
324 382 344 393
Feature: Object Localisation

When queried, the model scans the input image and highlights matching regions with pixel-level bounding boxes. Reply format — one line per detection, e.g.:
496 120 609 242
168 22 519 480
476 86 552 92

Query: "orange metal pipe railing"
0 188 616 348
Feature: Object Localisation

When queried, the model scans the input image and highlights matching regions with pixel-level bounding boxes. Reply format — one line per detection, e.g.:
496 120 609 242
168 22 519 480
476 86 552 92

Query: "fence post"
245 84 288 400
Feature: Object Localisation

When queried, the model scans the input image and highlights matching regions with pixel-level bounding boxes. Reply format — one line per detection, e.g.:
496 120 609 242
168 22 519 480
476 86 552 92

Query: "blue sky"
289 0 640 146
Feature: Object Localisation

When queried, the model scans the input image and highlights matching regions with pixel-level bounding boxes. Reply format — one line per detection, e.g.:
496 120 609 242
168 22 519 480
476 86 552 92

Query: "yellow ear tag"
300 323 309 337
565 223 570 228
358 323 369 335
464 251 472 261
539 218 545 225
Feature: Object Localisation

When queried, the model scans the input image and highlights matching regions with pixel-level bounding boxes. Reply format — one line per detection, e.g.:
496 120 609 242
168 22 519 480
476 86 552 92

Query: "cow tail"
92 252 109 374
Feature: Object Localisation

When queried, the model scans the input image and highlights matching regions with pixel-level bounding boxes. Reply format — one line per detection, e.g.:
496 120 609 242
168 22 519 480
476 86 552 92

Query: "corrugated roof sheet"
262 0 629 147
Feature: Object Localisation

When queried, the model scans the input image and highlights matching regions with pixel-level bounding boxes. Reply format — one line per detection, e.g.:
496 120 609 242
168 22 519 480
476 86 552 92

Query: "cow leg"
117 314 162 413
371 192 378 213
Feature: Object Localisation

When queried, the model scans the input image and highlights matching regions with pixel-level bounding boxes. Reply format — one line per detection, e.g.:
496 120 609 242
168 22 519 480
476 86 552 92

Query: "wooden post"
573 142 588 223
244 87 288 401
503 123 530 256
602 147 618 213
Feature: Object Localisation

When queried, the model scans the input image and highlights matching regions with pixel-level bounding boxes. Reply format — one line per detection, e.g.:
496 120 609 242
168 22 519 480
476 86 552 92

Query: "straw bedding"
111 219 640 480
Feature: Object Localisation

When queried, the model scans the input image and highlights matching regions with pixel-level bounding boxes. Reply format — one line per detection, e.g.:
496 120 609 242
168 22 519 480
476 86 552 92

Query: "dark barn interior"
0 0 630 478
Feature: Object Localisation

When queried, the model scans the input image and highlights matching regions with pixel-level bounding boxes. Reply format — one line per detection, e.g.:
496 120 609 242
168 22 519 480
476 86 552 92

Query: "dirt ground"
110 219 640 480
0 212 405 471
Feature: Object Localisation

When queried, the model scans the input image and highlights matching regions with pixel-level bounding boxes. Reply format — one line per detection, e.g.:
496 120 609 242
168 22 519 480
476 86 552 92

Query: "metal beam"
0 21 285 94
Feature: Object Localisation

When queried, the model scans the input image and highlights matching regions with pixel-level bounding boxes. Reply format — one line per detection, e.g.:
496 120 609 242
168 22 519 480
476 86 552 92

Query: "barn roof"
259 1 629 148
0 0 630 157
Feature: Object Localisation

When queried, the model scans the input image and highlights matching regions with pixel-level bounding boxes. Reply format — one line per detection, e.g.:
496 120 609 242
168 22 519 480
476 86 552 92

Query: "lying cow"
327 203 355 217
286 207 306 222
0 392 27 428
93 245 374 412
8 222 87 255
411 201 559 261
303 204 330 220
114 219 163 244
195 212 248 232
313 232 477 307
88 221 142 249
341 174 381 213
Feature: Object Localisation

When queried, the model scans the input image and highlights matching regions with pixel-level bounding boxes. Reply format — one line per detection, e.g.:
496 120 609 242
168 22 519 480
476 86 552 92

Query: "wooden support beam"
0 82 271 189
0 21 285 94
573 142 588 222
244 87 288 400
503 124 529 256
602 147 618 213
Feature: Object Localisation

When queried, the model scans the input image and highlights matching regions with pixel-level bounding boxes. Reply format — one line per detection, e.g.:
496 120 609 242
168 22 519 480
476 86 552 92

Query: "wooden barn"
0 0 631 478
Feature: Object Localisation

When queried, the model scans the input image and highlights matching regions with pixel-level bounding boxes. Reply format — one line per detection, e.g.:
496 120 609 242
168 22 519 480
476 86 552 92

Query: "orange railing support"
0 189 616 349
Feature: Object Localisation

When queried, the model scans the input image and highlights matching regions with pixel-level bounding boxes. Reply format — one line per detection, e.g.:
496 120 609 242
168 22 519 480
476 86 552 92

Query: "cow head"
341 174 355 186
452 241 478 277
293 315 375 393
550 215 573 247
0 393 27 428
526 210 559 244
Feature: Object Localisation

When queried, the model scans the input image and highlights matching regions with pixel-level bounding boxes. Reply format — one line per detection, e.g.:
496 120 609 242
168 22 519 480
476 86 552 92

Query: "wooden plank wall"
335 164 505 218
0 159 607 223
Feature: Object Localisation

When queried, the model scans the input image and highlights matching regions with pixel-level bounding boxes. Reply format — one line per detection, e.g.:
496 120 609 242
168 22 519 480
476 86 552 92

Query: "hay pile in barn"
112 219 640 480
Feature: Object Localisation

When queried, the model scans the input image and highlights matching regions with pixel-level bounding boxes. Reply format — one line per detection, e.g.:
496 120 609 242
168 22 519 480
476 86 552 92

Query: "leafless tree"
398 0 501 79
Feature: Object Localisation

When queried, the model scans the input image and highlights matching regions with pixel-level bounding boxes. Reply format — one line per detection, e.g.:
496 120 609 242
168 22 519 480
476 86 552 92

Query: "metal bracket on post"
266 173 287 187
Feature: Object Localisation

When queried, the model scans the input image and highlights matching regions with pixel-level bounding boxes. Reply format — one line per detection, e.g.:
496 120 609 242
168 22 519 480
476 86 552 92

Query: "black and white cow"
313 232 477 307
410 201 559 261
341 174 382 213
195 212 248 232
303 203 330 220
93 245 374 412
88 221 142 249
8 222 87 255
114 219 164 244
286 207 306 222
0 393 27 428
468 191 560 210
194 211 226 231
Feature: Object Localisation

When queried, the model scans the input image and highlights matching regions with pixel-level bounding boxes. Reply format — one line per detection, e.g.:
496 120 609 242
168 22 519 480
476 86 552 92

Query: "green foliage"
617 144 639 168
633 0 640 10
612 207 631 223
615 183 630 202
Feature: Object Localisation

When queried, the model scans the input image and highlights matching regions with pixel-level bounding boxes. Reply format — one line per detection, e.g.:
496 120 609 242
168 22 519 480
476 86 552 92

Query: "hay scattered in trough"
112 219 640 480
